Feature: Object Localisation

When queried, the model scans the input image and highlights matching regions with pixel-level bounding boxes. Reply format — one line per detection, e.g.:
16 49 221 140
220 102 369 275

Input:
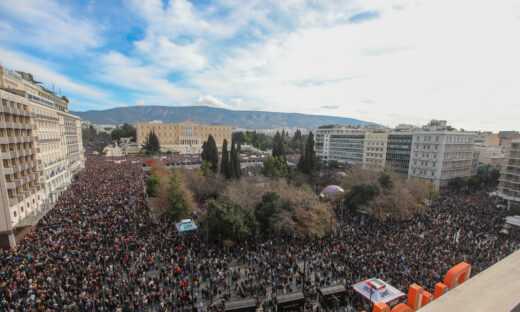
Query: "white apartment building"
498 139 520 211
362 131 388 170
315 126 367 165
0 90 45 248
0 66 84 247
408 120 477 190
0 67 85 206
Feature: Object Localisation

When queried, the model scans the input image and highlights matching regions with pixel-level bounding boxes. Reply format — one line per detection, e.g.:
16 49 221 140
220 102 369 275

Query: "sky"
0 0 519 131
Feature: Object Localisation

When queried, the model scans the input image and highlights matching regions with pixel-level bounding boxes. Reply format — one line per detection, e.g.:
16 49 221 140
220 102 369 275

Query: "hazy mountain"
72 106 378 130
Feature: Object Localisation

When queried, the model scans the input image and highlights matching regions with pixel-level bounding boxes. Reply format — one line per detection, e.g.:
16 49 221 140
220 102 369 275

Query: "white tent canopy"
506 216 520 227
352 278 405 305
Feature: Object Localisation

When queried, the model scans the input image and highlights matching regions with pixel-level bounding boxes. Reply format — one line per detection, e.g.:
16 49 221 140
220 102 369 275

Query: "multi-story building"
475 146 505 168
362 131 388 170
498 139 520 212
408 120 477 190
0 66 85 206
315 126 367 165
136 120 232 153
0 90 45 248
385 131 413 178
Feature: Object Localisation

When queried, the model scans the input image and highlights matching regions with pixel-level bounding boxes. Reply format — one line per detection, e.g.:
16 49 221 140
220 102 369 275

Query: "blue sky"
0 0 519 131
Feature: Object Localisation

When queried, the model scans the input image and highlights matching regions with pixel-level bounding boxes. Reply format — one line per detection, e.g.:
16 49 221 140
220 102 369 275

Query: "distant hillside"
71 106 378 130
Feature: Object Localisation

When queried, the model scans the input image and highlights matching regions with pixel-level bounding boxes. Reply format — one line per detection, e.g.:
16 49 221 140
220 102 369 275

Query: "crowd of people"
0 155 518 311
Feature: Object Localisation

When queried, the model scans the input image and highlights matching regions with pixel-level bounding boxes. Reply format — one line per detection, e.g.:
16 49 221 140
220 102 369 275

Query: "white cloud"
182 0 520 131
0 48 106 99
134 36 206 71
0 0 101 53
97 51 198 103
136 100 146 106
190 95 230 109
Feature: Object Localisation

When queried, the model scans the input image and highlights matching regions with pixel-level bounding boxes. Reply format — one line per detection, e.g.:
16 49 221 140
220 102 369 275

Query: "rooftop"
419 249 520 312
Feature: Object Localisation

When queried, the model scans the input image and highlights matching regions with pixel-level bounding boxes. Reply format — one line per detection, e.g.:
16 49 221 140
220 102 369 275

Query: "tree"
262 156 291 179
202 135 219 173
230 139 241 179
467 175 482 189
255 191 284 234
198 160 212 178
298 131 320 174
167 172 191 221
290 129 303 152
111 123 137 142
142 130 160 154
448 177 466 191
344 181 381 211
206 195 257 242
488 168 501 186
146 174 161 197
272 131 285 158
378 171 394 190
220 139 231 179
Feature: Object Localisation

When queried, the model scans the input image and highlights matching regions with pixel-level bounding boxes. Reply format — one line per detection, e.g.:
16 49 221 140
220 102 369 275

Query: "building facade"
408 120 477 190
137 121 232 153
385 132 413 178
0 67 85 206
498 139 520 211
0 90 45 247
315 126 366 165
0 66 85 247
362 131 388 170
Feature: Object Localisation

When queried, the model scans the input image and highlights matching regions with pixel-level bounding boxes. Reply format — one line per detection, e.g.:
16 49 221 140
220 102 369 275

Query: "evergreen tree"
202 135 219 173
167 172 191 221
230 139 241 179
221 139 231 179
291 129 303 151
272 131 285 158
255 191 283 234
298 131 319 174
143 130 160 154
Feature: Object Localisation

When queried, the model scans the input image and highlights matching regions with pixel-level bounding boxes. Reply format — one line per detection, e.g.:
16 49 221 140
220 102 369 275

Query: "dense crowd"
0 155 518 311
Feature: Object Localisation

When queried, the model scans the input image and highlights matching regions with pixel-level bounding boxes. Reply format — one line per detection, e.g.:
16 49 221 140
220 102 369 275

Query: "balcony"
1 151 17 159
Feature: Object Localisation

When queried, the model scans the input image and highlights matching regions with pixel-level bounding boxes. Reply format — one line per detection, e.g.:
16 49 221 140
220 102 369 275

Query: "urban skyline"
0 0 519 133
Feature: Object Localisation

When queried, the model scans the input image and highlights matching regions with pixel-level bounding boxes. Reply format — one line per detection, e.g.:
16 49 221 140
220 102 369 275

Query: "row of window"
142 124 229 131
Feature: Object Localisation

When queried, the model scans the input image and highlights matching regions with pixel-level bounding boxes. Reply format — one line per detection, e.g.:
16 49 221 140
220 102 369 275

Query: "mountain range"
71 106 378 130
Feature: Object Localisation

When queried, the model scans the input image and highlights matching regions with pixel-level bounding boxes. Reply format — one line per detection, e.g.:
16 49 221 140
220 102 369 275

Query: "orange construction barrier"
433 283 448 299
390 303 414 312
372 301 390 312
443 262 471 290
421 291 433 307
406 284 424 310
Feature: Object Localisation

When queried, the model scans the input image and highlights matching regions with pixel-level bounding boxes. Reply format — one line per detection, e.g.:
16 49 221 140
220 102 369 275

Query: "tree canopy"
220 139 231 179
206 195 257 242
167 172 191 222
262 155 291 179
297 131 320 174
202 135 219 173
142 131 160 154
111 123 136 142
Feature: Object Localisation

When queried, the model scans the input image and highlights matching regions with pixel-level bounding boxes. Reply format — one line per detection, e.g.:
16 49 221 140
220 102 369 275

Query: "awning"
352 278 405 305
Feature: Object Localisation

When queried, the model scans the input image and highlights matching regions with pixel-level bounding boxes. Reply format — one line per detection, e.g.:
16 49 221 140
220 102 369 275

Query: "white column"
8 231 16 248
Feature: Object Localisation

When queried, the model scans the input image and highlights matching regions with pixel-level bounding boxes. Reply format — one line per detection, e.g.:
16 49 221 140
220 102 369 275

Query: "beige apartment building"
362 131 388 170
498 139 520 212
137 121 232 153
0 67 84 205
0 66 85 247
0 90 45 247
